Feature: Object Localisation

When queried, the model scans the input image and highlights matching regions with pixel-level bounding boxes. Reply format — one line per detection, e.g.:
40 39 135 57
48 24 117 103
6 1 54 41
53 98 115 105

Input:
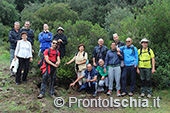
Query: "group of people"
68 34 155 98
8 21 155 99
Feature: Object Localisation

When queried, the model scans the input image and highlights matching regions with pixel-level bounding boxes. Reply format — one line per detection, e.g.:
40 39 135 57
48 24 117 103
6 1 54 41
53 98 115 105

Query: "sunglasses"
52 42 58 45
126 41 131 42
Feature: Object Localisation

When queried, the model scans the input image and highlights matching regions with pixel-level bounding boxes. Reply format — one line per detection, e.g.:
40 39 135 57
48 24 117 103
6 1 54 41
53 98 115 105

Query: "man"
70 64 98 97
93 38 108 68
20 21 35 46
119 38 138 96
96 59 109 93
113 33 125 68
53 27 68 58
37 39 60 99
137 38 155 98
104 42 123 96
113 33 125 47
38 24 53 57
8 22 21 76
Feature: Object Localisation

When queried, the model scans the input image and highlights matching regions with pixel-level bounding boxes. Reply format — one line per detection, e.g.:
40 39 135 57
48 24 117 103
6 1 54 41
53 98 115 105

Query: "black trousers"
16 57 30 83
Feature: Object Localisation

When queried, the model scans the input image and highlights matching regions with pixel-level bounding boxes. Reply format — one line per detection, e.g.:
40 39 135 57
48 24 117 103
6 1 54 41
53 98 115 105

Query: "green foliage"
21 3 79 31
117 0 170 89
105 7 134 40
0 0 19 26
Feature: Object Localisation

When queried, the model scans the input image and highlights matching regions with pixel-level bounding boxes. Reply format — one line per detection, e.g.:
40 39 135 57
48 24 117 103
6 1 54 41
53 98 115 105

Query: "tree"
0 0 19 27
21 3 79 30
104 7 134 39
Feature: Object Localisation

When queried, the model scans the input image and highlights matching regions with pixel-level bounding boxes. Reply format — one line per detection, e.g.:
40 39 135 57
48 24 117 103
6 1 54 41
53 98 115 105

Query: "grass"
0 45 170 113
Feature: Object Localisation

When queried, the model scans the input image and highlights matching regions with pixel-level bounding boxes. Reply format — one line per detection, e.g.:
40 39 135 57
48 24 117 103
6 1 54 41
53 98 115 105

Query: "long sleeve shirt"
39 31 53 52
120 45 138 67
15 40 32 59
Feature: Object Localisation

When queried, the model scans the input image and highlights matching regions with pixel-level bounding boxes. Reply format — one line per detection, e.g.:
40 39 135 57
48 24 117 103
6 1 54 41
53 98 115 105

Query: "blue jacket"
104 49 123 68
120 45 138 67
8 28 21 49
39 31 53 52
83 68 98 80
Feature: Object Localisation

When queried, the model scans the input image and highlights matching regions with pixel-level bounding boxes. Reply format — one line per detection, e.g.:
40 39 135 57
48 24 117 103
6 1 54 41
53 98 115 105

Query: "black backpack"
123 46 135 54
38 48 58 68
139 47 150 56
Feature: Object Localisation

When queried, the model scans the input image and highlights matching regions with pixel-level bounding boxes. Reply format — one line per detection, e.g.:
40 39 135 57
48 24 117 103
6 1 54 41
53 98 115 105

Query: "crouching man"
96 59 109 93
70 64 98 97
37 39 60 99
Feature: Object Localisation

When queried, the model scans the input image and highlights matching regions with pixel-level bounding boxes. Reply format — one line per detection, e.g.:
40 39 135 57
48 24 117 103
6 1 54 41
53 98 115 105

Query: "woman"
14 31 33 85
65 44 88 86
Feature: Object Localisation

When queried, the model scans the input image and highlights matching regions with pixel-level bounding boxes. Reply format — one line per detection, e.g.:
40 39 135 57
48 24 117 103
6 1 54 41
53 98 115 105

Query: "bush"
116 0 170 89
0 0 19 27
21 3 79 31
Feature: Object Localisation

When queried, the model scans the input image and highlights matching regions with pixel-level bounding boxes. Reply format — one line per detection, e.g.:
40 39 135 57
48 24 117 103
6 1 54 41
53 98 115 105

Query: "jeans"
79 82 97 94
122 66 136 93
40 69 57 96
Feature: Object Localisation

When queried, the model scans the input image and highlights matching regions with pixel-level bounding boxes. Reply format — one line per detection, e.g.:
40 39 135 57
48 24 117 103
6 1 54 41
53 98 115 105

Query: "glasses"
126 41 131 43
52 42 58 45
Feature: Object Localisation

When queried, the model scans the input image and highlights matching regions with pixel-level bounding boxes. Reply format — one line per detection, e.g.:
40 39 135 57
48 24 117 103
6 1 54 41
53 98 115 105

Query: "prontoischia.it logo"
54 96 160 108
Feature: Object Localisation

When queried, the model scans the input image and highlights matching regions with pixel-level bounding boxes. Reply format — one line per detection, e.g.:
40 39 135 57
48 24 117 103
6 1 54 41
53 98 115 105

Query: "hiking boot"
107 90 112 96
23 81 27 83
16 82 21 85
92 93 97 98
121 92 127 97
117 90 121 97
50 95 56 99
147 94 152 98
104 87 108 94
141 93 145 97
128 92 133 96
37 94 44 99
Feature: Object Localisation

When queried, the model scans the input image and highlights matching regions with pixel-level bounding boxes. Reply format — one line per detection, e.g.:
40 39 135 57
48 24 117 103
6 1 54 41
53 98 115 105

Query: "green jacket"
96 66 109 77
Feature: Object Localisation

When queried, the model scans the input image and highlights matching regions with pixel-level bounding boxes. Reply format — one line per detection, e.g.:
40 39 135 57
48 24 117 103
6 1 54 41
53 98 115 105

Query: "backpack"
38 48 58 68
139 47 151 62
123 46 135 54
75 51 89 65
139 47 150 56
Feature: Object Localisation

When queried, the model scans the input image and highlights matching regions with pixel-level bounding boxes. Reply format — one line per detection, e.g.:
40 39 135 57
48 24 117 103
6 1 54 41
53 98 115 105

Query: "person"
70 64 98 97
53 27 68 58
8 22 21 76
20 21 35 46
137 38 155 98
104 42 123 96
118 38 138 96
37 39 60 99
96 59 109 93
113 33 125 68
65 44 88 87
14 31 33 84
93 38 108 68
38 24 53 57
113 33 125 47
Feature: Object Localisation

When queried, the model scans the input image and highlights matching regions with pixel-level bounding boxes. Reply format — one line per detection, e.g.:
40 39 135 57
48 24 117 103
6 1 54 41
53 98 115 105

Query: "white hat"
140 38 149 44
57 27 64 32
